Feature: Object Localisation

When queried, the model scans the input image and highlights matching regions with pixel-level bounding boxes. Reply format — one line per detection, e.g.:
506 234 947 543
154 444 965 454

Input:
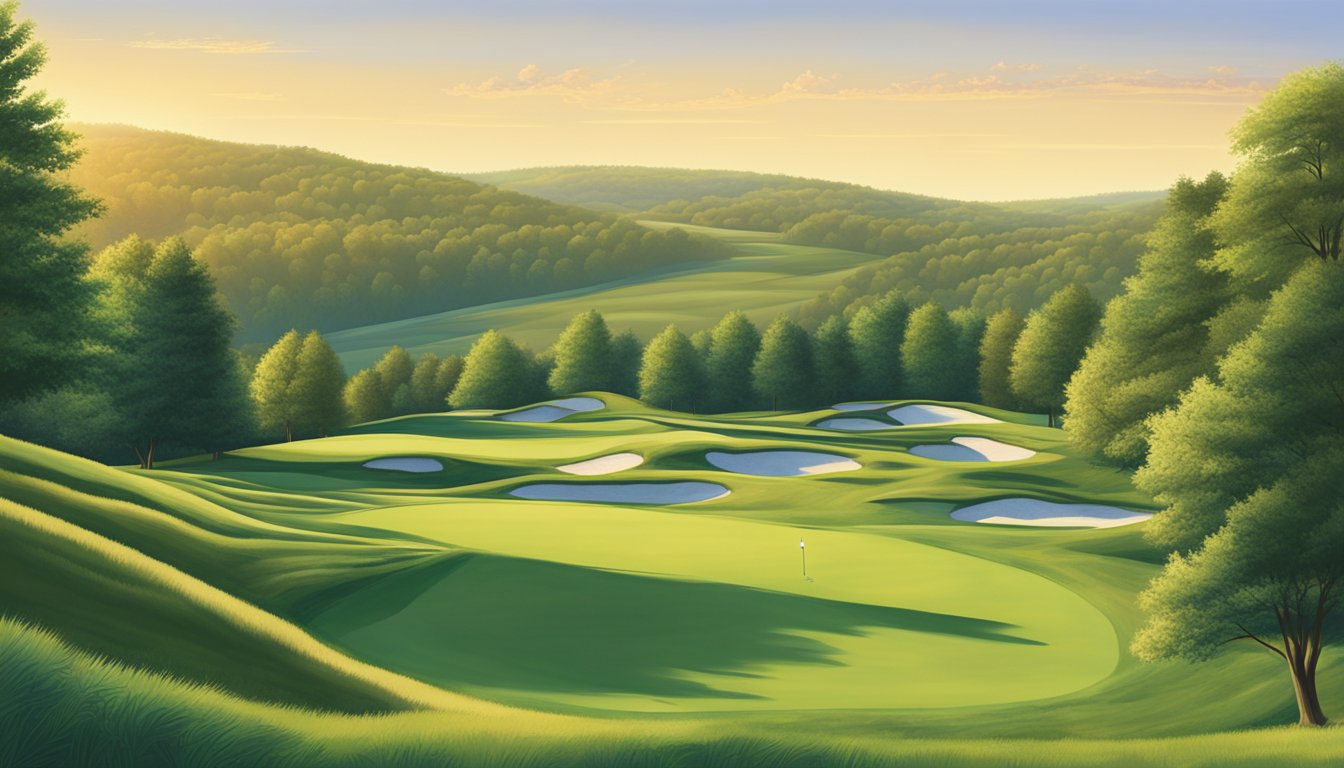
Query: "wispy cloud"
446 64 619 102
129 38 300 55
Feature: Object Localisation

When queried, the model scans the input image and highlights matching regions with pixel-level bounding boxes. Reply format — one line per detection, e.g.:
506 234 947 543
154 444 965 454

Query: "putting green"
312 499 1118 712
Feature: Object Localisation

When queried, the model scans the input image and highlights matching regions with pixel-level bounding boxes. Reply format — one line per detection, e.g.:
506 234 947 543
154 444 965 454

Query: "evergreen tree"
705 311 761 412
638 325 704 412
1010 284 1101 427
900 302 960 401
0 4 101 404
548 310 613 394
289 330 346 436
609 330 643 398
978 307 1024 409
97 238 250 468
449 330 540 409
1065 174 1230 465
343 369 387 424
812 314 858 406
848 293 910 400
250 329 304 441
752 316 813 410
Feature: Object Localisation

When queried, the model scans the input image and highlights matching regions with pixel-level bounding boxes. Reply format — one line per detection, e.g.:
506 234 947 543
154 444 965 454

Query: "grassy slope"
326 226 882 370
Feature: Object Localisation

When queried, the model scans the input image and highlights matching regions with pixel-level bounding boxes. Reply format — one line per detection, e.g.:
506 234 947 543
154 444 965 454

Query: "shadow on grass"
310 554 1043 702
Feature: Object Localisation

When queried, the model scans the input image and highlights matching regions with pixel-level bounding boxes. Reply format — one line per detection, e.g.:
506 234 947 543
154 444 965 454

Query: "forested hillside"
67 126 729 340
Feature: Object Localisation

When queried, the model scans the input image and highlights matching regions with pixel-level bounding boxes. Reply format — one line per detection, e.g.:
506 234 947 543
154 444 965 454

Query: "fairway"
326 225 883 371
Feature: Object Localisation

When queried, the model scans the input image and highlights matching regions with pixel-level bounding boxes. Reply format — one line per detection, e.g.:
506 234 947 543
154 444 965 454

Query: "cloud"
1208 64 1239 76
130 38 299 54
779 70 835 95
991 61 1043 73
446 64 619 102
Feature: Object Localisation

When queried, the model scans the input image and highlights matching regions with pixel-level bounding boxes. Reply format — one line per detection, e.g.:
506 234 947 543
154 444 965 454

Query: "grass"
325 224 883 371
1 394 1340 764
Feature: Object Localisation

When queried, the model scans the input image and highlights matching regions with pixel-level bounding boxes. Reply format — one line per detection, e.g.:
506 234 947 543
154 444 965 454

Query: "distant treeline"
68 126 731 341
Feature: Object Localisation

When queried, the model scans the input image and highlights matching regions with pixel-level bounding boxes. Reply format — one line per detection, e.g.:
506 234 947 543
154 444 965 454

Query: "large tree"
1209 63 1344 295
288 330 346 437
949 308 985 403
343 369 386 424
250 329 304 441
848 292 910 400
0 3 101 405
548 309 613 394
410 352 462 412
373 345 415 415
751 316 813 411
704 311 761 412
1065 174 1230 465
978 307 1024 409
812 314 858 406
900 302 960 401
608 330 643 398
449 330 540 409
638 324 704 412
1009 284 1101 427
95 237 250 468
1133 260 1343 726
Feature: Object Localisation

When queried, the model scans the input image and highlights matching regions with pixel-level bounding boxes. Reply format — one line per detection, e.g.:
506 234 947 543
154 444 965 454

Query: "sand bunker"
499 397 606 423
951 498 1152 528
705 450 861 477
815 417 894 431
909 437 1036 462
556 452 644 476
362 457 444 473
889 404 1002 426
510 482 729 504
831 402 894 412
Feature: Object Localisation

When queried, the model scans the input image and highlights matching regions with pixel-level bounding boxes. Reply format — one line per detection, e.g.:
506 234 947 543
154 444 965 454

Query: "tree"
900 302 960 401
704 311 761 411
812 314 858 406
343 369 386 424
978 307 1024 409
250 329 304 441
609 330 642 398
1009 285 1101 427
289 330 346 436
548 309 613 394
752 316 813 410
949 308 985 402
373 345 414 414
849 293 910 400
1065 174 1230 465
411 352 461 412
96 237 250 468
449 330 540 409
1132 260 1343 726
434 355 465 407
0 3 101 405
1209 63 1344 295
638 324 704 411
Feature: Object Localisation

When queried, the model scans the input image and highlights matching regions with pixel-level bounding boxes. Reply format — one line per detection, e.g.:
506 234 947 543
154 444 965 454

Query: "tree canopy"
1009 284 1101 426
548 309 614 395
638 325 705 412
704 311 762 412
752 316 814 410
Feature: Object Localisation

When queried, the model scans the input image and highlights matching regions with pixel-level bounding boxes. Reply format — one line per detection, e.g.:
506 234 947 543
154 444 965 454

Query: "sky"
25 1 1344 200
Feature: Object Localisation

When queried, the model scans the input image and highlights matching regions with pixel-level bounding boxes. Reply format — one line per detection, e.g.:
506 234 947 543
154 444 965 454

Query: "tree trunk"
131 443 147 469
145 437 156 470
285 420 293 442
1047 405 1055 428
1290 656 1328 726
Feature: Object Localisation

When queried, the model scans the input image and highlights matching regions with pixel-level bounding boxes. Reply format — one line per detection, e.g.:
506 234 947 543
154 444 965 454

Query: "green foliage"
704 311 762 411
638 325 705 411
373 346 415 411
1134 261 1344 725
1066 174 1230 465
548 310 614 394
979 308 1025 409
251 330 304 440
608 330 643 398
812 315 858 406
847 292 910 400
289 331 347 436
409 353 459 413
93 237 252 466
900 303 960 401
949 308 986 403
342 369 386 425
751 316 813 410
1210 63 1344 293
449 331 542 410
69 125 729 341
1010 285 1101 425
0 3 101 405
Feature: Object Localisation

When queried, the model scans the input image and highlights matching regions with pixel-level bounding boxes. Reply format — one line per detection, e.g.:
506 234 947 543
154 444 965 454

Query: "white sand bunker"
510 482 729 504
951 499 1152 529
556 452 644 476
706 450 861 477
889 404 1002 426
831 402 894 412
499 397 606 423
362 457 444 473
909 437 1036 462
815 417 894 431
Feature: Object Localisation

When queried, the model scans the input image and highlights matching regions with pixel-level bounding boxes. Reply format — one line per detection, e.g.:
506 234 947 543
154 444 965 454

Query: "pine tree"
900 302 960 401
638 325 704 412
848 293 910 400
704 311 761 412
0 4 102 404
978 307 1024 409
548 310 613 394
1010 284 1101 427
812 314 858 406
752 316 813 411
